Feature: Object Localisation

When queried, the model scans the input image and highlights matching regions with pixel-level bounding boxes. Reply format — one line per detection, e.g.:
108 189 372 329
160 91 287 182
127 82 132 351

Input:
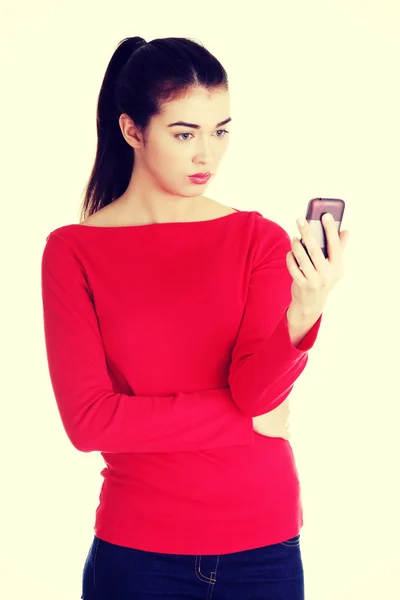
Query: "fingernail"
324 212 334 222
297 217 306 227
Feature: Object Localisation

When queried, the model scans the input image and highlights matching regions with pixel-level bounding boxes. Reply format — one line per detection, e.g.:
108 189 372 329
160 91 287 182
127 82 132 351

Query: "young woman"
41 36 349 600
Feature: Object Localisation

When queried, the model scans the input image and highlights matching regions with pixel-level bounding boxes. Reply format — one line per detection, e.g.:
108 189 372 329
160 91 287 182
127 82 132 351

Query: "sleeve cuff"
284 309 323 352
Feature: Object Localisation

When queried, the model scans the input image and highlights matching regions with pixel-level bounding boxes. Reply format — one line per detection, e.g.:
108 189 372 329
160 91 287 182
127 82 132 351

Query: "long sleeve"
228 218 322 417
41 232 254 454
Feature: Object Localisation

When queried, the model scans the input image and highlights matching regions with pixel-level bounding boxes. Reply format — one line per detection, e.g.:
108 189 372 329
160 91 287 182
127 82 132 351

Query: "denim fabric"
81 533 304 599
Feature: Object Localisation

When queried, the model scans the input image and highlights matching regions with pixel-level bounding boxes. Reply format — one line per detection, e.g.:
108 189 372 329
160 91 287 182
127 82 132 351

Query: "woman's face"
122 86 232 197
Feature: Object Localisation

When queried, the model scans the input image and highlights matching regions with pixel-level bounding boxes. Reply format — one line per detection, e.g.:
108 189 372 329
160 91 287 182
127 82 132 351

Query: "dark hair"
79 36 229 221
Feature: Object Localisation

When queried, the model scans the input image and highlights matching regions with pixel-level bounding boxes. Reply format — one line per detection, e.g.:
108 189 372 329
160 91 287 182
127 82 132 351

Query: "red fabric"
41 209 322 555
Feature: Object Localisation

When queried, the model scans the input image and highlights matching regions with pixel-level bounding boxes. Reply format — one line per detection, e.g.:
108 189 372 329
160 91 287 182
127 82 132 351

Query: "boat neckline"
65 208 247 230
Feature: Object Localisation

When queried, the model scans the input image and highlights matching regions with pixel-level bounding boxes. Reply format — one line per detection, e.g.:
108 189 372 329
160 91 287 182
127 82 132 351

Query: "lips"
189 172 212 184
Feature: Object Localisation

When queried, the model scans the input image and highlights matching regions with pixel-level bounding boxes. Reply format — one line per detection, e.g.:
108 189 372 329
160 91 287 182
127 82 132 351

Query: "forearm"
286 302 324 348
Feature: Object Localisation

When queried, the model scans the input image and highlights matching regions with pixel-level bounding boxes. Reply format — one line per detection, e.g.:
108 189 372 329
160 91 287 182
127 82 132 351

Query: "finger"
286 248 307 286
296 218 327 273
292 235 320 281
323 213 342 262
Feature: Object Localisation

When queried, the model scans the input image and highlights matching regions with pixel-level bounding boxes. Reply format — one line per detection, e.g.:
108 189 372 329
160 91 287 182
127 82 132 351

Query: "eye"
214 129 230 138
175 132 192 141
175 129 230 141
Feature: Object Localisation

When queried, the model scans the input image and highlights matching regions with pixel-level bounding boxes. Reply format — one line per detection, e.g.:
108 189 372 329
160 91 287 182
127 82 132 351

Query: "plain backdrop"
1 0 399 598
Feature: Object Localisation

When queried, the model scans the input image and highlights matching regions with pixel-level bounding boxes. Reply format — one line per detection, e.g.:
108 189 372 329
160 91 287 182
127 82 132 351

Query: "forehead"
160 87 230 121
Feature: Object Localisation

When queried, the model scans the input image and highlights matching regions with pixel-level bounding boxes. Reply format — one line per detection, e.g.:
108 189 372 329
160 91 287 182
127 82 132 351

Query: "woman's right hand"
252 399 291 440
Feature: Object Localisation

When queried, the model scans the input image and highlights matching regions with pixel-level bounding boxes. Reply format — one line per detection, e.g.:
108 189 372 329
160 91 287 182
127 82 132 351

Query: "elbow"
228 372 271 417
69 434 89 453
229 354 309 417
65 425 94 453
229 384 267 417
231 389 294 418
229 376 298 418
231 395 276 418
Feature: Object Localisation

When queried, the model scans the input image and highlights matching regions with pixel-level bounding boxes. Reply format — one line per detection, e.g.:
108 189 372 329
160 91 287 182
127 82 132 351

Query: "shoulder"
250 211 292 265
252 211 291 244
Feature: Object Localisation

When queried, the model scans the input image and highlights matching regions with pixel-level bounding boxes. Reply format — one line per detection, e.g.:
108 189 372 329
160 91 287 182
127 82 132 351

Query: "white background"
1 0 399 598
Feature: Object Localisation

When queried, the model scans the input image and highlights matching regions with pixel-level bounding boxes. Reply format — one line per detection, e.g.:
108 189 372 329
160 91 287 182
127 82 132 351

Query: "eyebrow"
167 117 232 129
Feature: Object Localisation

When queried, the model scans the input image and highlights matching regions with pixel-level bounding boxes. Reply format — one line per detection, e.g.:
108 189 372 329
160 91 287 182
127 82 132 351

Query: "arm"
251 307 322 439
228 218 322 418
41 232 253 454
287 303 324 348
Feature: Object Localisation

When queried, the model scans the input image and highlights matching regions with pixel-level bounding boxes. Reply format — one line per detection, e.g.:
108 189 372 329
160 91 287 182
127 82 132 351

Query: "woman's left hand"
253 213 350 441
286 212 350 314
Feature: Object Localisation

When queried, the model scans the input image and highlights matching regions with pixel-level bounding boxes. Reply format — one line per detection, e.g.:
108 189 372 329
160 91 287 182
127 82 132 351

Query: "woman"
41 36 349 600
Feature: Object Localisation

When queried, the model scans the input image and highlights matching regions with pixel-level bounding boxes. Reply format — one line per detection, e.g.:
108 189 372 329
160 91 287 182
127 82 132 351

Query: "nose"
194 140 214 164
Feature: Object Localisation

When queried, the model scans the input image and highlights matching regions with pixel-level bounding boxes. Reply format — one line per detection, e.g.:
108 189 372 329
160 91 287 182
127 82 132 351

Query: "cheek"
145 143 169 169
153 138 183 162
158 143 191 175
148 148 185 182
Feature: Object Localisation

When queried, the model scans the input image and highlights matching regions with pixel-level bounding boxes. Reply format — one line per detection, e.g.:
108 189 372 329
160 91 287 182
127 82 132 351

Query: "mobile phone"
300 198 345 260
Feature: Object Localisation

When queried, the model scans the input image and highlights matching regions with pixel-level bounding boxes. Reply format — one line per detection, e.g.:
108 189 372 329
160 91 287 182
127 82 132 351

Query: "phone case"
301 197 345 259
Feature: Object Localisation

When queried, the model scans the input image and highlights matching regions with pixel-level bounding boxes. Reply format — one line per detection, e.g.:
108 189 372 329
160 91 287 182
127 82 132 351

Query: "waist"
94 436 302 554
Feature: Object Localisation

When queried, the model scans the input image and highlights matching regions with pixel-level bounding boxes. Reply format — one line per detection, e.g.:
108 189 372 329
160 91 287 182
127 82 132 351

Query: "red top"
41 208 322 555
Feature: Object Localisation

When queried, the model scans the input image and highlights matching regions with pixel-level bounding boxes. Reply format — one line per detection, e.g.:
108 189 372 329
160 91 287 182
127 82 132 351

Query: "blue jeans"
81 534 304 599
